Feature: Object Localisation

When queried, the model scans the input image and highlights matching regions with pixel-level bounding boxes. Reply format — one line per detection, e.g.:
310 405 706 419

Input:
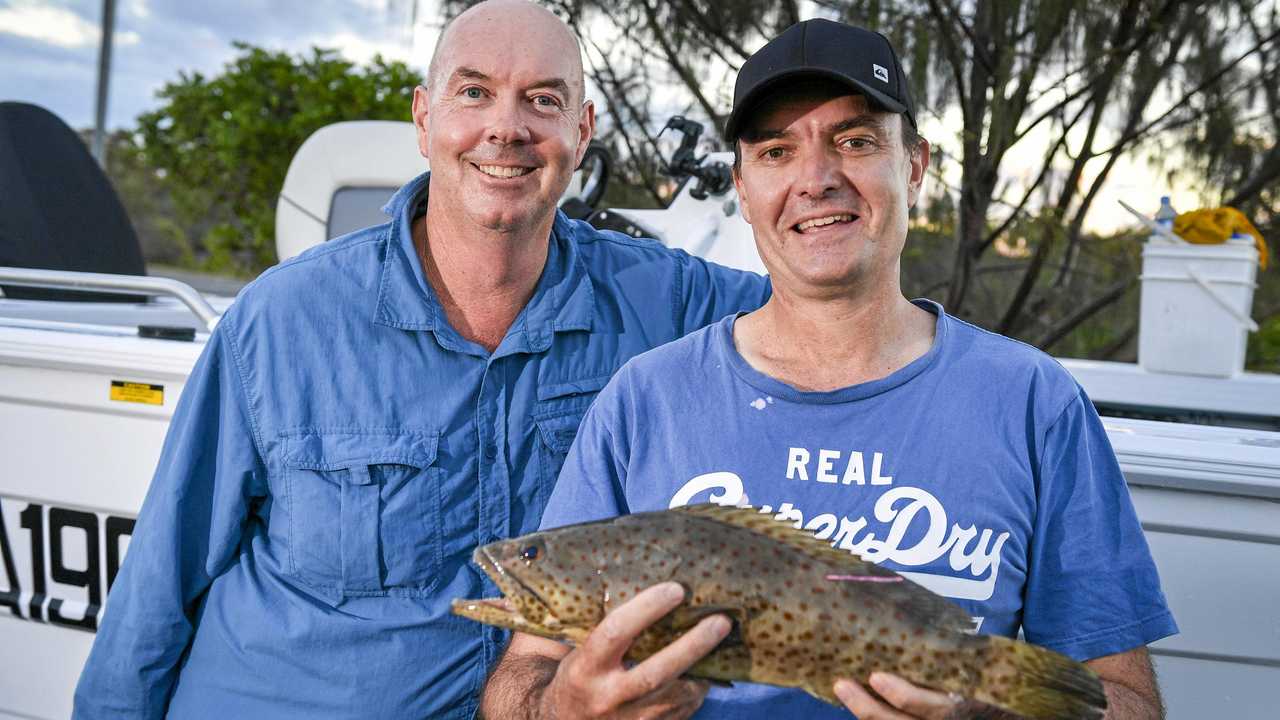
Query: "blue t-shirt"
542 302 1177 719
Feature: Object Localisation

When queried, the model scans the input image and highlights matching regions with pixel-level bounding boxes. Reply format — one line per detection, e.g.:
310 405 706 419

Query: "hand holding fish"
536 582 733 719
463 506 1107 719
834 672 969 719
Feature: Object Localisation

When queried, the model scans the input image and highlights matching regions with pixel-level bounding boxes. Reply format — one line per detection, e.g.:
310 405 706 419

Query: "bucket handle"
1184 266 1259 332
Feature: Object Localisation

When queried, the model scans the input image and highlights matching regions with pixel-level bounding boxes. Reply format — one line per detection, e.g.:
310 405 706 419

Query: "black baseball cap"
724 19 917 142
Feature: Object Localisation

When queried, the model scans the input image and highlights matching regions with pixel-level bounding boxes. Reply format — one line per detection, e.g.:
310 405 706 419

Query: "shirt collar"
373 172 595 354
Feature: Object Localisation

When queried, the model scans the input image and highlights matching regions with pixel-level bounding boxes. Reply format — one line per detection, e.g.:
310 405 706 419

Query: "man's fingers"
616 614 731 700
833 678 916 720
868 672 960 719
626 678 711 720
579 582 687 669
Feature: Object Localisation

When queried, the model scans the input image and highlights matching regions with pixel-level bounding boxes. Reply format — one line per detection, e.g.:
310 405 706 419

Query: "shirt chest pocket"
282 430 442 597
528 376 612 521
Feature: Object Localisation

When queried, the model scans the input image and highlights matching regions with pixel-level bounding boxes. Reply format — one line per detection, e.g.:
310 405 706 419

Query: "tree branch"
1035 277 1138 351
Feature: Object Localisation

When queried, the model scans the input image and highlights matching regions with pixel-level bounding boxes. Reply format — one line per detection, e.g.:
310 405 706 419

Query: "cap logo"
873 64 889 83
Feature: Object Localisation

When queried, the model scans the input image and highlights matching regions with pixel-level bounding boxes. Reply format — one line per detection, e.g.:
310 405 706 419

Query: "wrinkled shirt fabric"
542 304 1177 719
73 172 769 719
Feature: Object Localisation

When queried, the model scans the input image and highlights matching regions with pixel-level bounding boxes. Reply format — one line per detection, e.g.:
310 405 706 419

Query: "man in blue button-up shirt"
72 2 767 717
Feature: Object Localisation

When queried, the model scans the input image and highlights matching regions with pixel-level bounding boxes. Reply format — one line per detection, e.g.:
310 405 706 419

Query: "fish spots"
460 507 1033 711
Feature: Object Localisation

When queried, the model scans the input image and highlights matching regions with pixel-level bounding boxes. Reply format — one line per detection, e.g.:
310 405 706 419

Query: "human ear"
906 137 930 208
412 85 431 160
574 99 596 167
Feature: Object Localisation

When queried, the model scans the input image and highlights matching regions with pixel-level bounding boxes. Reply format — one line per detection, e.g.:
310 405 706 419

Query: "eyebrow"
449 67 490 84
740 114 890 143
527 78 571 97
447 67 571 97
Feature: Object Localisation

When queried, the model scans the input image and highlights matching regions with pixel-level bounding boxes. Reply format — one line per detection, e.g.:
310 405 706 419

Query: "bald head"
410 0 596 236
427 0 585 105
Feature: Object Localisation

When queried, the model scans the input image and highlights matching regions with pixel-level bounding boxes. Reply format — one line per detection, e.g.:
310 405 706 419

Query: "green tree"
116 43 420 274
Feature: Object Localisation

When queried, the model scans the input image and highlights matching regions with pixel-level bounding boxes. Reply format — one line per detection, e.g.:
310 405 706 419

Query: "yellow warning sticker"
110 381 164 406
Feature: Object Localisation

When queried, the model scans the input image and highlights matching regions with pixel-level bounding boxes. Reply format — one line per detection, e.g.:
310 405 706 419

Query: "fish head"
452 518 684 641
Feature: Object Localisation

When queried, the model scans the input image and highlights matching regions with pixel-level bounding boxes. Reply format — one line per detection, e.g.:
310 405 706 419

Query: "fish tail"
970 636 1107 720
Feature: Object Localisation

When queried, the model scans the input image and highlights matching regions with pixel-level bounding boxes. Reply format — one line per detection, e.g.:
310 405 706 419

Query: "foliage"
439 0 1279 364
114 43 420 274
1247 315 1280 373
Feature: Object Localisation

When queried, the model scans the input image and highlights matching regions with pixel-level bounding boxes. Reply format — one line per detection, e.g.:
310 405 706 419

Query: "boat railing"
0 266 220 331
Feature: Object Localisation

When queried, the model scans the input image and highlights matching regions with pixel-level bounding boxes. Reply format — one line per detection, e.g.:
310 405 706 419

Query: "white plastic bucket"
1138 237 1259 377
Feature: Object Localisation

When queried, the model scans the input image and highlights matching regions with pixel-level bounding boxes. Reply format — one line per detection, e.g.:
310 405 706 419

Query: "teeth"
796 214 854 232
477 164 532 178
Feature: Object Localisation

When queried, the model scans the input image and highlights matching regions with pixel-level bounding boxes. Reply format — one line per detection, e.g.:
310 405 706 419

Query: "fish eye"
520 545 540 562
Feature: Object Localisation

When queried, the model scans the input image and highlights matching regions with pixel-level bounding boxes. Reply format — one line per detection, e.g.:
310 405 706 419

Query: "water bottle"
1154 196 1177 237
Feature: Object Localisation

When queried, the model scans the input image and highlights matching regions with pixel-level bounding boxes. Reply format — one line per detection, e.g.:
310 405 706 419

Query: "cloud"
311 31 417 66
0 1 138 49
124 0 149 21
0 0 437 129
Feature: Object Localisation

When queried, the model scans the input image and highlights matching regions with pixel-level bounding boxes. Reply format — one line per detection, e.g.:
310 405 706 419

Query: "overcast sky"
0 0 1189 231
0 0 441 130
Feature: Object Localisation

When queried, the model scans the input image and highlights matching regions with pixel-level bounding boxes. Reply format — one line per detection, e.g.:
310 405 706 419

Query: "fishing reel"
661 116 733 200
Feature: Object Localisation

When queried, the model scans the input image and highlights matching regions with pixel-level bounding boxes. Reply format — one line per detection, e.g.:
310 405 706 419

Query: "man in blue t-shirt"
483 19 1175 720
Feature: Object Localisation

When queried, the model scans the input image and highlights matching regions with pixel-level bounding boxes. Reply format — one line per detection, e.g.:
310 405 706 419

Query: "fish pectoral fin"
667 605 746 647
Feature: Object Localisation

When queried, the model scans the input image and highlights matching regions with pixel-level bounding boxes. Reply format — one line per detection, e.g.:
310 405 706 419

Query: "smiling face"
733 81 928 299
413 0 594 234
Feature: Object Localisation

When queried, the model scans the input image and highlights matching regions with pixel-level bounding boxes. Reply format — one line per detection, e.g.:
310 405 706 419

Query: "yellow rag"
1173 207 1269 269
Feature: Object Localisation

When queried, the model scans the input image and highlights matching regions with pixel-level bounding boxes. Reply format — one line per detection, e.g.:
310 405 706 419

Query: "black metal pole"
92 0 117 167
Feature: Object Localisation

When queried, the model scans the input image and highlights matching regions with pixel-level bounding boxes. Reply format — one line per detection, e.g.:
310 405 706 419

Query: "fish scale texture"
456 506 1105 717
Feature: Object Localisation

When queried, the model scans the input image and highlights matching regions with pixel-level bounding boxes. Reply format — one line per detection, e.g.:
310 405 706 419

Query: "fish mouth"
452 544 562 636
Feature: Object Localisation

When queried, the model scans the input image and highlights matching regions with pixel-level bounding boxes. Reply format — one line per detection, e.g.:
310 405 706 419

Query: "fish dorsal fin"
672 504 973 633
671 503 895 577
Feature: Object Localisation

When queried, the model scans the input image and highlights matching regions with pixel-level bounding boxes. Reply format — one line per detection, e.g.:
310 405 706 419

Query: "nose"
487 95 532 146
794 146 840 199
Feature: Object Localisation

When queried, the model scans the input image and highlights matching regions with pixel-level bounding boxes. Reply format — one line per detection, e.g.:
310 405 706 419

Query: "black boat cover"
0 101 145 301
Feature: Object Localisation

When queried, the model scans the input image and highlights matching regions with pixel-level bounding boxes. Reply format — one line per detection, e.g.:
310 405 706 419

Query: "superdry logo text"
667 446 1011 614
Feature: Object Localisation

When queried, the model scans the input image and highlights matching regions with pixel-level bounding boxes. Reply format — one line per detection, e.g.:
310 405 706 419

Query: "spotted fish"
453 504 1106 719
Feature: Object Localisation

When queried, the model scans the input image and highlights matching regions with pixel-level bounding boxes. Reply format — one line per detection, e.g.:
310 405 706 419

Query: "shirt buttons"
483 443 498 459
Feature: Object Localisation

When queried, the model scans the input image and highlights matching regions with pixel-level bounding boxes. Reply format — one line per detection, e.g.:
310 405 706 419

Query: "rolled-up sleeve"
675 252 770 334
73 315 266 719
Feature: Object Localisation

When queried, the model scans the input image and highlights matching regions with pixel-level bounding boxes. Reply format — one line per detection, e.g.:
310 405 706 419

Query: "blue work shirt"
73 172 769 719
